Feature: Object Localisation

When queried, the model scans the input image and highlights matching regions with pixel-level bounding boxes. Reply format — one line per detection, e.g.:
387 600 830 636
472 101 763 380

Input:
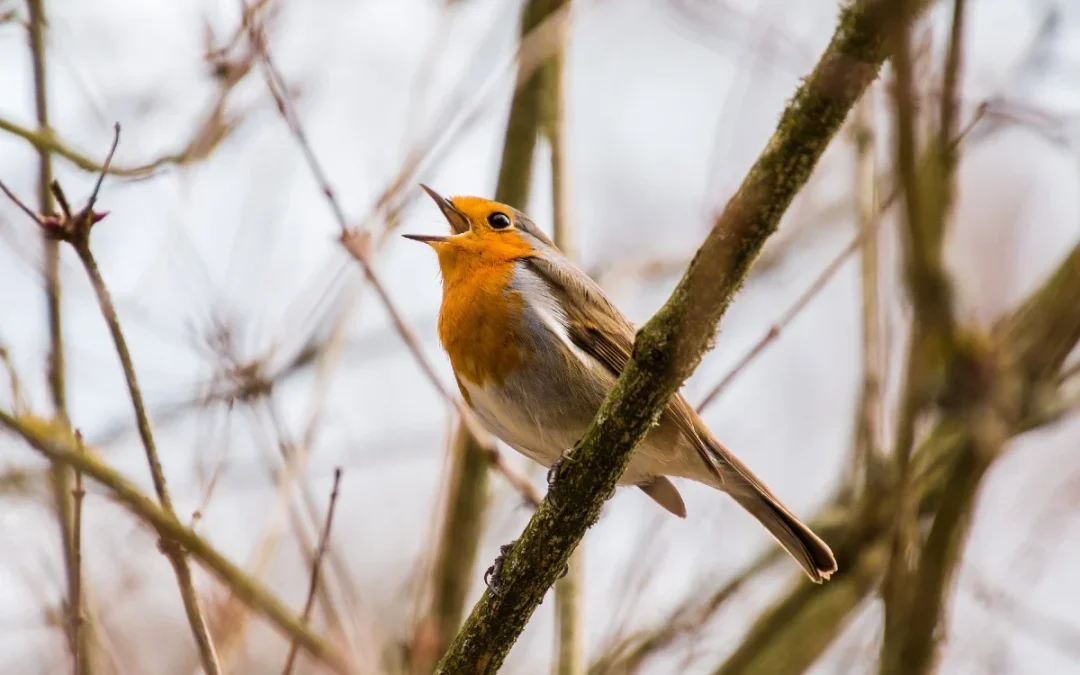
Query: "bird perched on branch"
405 185 836 583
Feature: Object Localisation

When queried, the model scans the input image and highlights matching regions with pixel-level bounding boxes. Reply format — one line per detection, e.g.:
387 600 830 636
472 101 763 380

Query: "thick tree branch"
433 1 930 672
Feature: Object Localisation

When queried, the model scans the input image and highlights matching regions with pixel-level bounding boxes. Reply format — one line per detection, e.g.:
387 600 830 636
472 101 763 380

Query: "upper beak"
419 184 470 235
402 233 449 244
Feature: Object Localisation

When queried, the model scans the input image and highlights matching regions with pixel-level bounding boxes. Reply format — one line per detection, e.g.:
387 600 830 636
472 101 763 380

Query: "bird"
404 185 837 583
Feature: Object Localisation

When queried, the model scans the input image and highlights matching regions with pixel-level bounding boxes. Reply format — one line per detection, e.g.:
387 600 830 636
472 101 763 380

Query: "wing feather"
524 254 726 484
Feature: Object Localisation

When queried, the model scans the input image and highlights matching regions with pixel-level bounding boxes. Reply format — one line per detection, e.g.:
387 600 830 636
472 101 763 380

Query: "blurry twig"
20 1 86 669
0 5 257 180
0 345 27 412
281 467 343 675
262 400 355 634
881 3 972 673
696 233 864 413
0 411 351 673
849 94 884 495
590 549 780 674
1 126 223 675
541 3 585 670
966 573 1080 660
0 116 233 179
70 468 86 675
414 426 496 674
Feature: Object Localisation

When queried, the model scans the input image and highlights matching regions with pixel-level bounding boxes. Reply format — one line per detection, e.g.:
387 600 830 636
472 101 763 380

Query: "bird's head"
404 185 556 284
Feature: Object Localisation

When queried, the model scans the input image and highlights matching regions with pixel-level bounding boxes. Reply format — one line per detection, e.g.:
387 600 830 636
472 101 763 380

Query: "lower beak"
402 233 449 244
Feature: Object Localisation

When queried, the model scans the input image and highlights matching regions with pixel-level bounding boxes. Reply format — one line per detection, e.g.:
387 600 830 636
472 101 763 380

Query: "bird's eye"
488 212 512 230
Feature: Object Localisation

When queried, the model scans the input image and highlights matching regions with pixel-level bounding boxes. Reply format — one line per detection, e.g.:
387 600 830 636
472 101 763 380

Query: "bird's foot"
484 541 516 595
483 540 569 596
546 448 575 489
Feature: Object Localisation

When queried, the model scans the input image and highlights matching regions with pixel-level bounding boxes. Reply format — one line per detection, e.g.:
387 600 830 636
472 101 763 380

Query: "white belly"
461 378 576 467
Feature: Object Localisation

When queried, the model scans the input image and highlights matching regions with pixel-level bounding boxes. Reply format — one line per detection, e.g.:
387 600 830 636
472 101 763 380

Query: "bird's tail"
707 439 837 583
729 487 837 583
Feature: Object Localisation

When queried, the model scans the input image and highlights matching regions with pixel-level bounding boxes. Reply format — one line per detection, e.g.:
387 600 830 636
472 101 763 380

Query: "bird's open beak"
419 184 470 235
402 233 449 244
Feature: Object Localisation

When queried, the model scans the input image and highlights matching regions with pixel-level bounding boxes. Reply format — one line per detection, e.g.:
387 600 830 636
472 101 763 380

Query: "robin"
404 185 837 583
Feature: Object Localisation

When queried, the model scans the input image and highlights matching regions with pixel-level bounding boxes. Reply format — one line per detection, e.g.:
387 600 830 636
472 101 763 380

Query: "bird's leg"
546 448 575 488
483 539 569 595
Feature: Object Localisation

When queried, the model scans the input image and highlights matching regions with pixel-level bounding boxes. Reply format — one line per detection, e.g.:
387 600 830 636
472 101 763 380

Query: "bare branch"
696 232 864 413
21 1 87 667
1 129 222 674
281 467 344 675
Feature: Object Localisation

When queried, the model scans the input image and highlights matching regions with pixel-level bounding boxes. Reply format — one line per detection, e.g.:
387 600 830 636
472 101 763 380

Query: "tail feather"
730 489 837 583
701 435 837 582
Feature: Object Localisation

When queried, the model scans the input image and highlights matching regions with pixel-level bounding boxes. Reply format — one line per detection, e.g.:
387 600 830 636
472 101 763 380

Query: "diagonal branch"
281 467 344 675
433 1 931 672
0 412 351 674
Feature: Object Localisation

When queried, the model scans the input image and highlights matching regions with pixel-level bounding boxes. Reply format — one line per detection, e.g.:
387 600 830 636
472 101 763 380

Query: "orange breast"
437 261 528 388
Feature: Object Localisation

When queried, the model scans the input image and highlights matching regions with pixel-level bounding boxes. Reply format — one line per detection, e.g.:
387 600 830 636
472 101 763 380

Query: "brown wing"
526 254 838 580
525 255 726 485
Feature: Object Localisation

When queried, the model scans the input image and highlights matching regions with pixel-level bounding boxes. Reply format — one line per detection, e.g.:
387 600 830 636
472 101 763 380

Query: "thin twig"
0 181 44 225
937 0 967 177
696 233 864 413
262 399 355 636
2 126 222 675
70 462 86 675
22 1 84 667
966 572 1080 660
74 244 223 674
0 346 27 411
281 467 344 675
590 549 779 674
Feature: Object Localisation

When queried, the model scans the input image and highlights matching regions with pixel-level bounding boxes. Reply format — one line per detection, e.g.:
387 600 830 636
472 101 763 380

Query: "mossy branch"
433 1 929 672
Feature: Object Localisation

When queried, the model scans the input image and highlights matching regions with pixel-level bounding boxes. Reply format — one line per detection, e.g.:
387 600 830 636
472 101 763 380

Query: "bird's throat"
437 262 528 388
